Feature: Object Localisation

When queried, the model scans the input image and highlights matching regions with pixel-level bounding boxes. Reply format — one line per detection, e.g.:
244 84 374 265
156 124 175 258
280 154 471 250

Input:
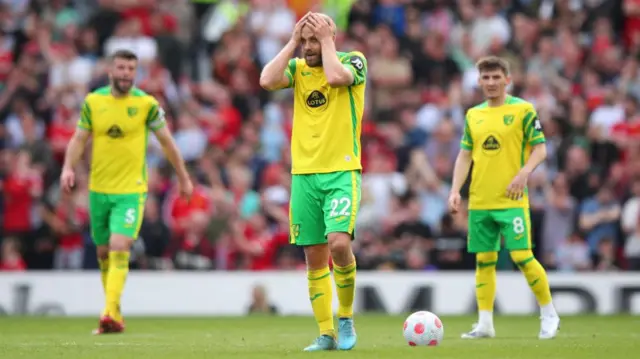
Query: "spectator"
542 173 577 263
554 232 592 272
621 178 640 269
247 284 278 315
42 186 89 270
578 185 621 254
0 0 639 272
2 150 42 240
139 196 171 270
0 237 26 271
433 214 473 270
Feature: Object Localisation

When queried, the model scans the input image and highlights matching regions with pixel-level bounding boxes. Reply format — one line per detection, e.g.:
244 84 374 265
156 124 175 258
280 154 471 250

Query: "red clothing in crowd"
625 0 640 48
0 257 26 271
48 107 77 162
612 116 640 163
121 6 177 36
208 105 242 150
55 204 89 250
162 185 212 236
0 45 13 82
2 174 40 233
244 227 289 270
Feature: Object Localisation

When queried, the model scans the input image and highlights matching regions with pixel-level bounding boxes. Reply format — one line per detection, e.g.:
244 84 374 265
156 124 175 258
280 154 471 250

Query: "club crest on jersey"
481 134 501 156
107 125 125 139
127 107 138 117
291 224 300 239
503 114 514 125
306 90 328 109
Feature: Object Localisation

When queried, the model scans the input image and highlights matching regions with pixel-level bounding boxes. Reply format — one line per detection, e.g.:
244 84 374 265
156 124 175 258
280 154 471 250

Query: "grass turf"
0 315 637 358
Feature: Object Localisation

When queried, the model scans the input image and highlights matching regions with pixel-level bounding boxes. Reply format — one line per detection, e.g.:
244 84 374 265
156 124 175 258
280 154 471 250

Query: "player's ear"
505 75 512 87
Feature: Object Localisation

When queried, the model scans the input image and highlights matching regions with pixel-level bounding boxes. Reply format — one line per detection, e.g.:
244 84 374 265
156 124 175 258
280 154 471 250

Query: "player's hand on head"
506 171 528 201
60 168 75 193
448 192 461 214
306 13 334 40
292 12 312 45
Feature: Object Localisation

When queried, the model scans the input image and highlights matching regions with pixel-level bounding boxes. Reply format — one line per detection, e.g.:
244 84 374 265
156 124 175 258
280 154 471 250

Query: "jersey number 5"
330 197 351 217
125 208 136 225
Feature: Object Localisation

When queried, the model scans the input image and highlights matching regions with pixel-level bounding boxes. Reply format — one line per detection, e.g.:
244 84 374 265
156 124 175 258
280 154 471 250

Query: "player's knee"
510 249 534 268
328 232 352 254
96 245 109 261
304 244 330 270
109 234 134 252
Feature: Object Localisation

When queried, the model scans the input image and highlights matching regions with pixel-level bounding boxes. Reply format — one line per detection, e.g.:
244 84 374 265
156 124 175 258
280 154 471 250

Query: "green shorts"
467 208 533 253
89 191 146 246
289 170 361 246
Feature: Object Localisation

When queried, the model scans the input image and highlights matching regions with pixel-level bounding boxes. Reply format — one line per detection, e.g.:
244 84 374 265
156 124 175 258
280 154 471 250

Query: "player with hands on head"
61 49 192 335
260 12 367 352
449 56 560 340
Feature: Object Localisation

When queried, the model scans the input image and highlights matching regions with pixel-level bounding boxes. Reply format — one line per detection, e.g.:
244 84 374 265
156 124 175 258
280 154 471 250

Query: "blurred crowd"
0 0 638 272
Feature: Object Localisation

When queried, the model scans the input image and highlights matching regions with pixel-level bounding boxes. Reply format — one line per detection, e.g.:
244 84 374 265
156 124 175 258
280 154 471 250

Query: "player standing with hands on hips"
260 13 366 351
449 56 560 340
61 49 192 335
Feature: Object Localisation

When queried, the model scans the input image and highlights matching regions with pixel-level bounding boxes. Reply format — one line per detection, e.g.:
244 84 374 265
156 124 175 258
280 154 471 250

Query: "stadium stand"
0 0 638 273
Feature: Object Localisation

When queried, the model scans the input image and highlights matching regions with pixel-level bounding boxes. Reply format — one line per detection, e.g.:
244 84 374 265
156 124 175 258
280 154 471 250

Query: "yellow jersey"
77 86 166 194
461 96 545 210
284 51 367 174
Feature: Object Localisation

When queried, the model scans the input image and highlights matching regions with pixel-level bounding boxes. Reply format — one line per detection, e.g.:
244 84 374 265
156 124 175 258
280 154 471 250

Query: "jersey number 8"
512 217 525 234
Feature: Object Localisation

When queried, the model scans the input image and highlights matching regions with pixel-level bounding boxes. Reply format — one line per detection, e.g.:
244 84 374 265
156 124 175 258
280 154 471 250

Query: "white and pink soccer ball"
402 311 444 347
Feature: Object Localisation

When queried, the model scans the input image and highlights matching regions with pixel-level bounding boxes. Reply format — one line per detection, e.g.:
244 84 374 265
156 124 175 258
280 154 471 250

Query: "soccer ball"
402 311 444 346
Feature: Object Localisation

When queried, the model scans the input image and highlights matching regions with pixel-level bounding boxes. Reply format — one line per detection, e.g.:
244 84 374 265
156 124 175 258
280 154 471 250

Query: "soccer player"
259 12 365 351
60 49 192 334
449 56 560 340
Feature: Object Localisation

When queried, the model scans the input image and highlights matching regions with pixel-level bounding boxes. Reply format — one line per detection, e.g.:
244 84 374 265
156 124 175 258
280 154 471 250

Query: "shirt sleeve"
340 51 367 86
460 114 473 150
77 99 92 131
283 58 297 88
146 99 167 132
523 105 545 145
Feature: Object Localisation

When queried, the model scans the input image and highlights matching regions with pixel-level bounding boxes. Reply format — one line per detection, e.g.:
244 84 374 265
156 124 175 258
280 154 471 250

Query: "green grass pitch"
0 315 637 358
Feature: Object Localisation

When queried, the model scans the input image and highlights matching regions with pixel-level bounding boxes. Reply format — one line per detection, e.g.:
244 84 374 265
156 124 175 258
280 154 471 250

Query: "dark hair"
476 56 510 76
111 49 138 62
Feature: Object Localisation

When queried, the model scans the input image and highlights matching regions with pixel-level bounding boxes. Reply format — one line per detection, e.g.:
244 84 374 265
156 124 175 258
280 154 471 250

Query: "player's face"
300 25 322 67
478 69 510 99
109 58 137 94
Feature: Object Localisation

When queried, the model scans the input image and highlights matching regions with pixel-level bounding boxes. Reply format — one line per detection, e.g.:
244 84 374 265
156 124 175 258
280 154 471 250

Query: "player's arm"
260 13 310 90
62 101 92 172
154 126 189 179
61 100 92 191
302 13 365 87
521 108 547 175
259 42 297 91
147 105 189 182
506 106 547 199
321 41 367 87
319 38 353 87
451 116 474 194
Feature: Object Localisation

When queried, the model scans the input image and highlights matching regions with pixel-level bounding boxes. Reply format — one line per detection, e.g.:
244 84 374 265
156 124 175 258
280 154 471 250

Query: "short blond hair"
311 13 336 35
475 56 510 76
